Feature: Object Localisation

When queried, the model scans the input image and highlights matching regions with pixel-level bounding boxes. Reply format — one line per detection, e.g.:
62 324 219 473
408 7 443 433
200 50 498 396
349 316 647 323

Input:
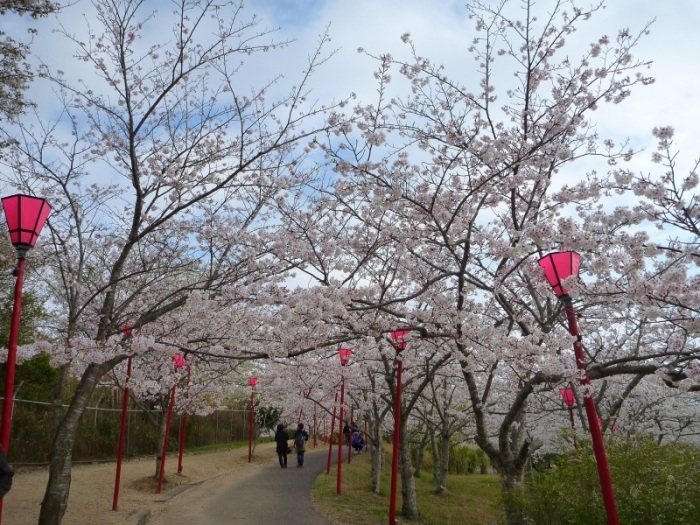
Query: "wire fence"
3 397 251 465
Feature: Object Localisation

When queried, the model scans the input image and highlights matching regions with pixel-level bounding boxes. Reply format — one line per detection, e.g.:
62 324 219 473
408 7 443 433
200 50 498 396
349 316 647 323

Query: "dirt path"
3 442 280 525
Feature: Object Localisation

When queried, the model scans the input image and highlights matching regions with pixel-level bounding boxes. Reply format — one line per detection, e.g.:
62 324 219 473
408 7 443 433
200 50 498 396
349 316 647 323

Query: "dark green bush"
512 436 700 525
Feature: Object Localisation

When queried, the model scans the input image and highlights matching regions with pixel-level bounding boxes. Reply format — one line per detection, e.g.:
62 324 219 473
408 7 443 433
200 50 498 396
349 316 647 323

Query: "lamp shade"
2 194 51 249
338 347 352 366
390 329 410 352
248 376 258 387
559 387 575 407
173 354 186 370
537 251 581 297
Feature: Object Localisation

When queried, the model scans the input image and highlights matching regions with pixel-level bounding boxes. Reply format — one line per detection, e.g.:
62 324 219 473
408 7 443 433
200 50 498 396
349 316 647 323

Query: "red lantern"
248 376 258 387
390 329 410 352
537 251 581 297
339 347 352 366
559 387 575 407
173 354 186 370
2 194 51 253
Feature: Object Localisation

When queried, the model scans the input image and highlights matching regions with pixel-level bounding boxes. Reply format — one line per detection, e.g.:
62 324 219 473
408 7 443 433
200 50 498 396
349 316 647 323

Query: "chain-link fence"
4 397 251 465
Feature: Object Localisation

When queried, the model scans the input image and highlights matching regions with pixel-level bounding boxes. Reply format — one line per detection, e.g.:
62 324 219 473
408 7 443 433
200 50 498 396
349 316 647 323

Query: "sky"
7 0 700 181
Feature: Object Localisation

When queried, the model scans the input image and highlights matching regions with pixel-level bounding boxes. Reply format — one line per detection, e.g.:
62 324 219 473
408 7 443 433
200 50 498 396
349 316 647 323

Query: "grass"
312 450 503 524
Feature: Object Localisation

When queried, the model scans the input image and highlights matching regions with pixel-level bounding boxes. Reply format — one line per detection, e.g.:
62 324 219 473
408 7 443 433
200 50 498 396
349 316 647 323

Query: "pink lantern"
2 194 51 252
390 329 410 352
121 324 132 337
339 347 352 366
248 376 258 387
537 251 581 297
559 387 575 407
173 354 186 370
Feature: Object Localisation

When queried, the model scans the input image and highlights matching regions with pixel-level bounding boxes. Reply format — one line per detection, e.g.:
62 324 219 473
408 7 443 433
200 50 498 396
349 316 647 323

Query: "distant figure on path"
0 445 13 499
342 422 351 445
352 433 365 454
294 423 309 468
274 424 289 468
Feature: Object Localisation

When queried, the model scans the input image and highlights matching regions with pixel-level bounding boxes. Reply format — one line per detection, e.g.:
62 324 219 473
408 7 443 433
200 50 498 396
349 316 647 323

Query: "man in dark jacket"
0 445 13 499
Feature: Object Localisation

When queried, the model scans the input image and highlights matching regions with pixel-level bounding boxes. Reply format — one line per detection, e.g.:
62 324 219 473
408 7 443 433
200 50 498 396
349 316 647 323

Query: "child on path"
293 423 309 467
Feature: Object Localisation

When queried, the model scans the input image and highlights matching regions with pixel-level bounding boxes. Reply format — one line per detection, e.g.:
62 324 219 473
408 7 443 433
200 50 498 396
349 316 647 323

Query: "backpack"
295 432 305 449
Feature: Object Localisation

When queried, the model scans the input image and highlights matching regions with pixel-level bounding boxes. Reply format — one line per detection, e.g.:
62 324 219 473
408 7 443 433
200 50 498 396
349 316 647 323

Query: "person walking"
274 424 289 468
342 422 351 446
293 423 309 468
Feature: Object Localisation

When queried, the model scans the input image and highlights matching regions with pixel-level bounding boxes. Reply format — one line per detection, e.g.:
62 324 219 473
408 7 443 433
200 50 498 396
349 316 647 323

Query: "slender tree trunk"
413 430 429 478
435 433 450 496
399 431 420 521
368 411 385 494
154 408 168 479
50 365 68 440
39 360 121 525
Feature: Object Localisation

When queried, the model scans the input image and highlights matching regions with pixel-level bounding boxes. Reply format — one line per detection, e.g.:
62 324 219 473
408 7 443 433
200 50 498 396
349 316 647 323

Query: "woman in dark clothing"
293 423 309 468
274 424 289 468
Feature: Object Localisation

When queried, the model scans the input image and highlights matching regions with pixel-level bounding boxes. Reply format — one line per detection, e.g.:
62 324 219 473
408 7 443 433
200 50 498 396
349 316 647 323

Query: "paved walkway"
147 448 336 524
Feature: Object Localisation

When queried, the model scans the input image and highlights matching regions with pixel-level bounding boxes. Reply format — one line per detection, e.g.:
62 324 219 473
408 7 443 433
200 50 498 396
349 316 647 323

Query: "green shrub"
512 436 700 525
450 445 490 475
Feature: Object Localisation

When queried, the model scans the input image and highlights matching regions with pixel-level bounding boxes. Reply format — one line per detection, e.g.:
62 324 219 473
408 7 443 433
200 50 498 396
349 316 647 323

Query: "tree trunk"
435 434 450 496
368 411 384 494
413 430 429 478
154 407 168 479
399 431 420 521
501 467 527 525
39 360 120 525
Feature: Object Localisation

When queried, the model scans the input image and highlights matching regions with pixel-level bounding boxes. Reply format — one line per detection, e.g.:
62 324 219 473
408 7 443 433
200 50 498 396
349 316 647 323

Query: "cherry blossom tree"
270 0 700 522
0 0 345 522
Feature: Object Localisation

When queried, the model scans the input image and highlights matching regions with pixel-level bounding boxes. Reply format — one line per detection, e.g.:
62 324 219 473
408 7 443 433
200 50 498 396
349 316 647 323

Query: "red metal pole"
389 358 403 525
0 257 25 524
157 384 177 493
112 356 132 510
564 300 619 525
347 406 353 464
0 257 25 454
364 420 369 452
326 391 338 474
248 388 255 462
177 368 191 474
336 377 345 494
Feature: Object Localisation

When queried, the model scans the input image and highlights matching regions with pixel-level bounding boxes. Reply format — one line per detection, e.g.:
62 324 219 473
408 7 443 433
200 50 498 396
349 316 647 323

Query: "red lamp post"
248 376 257 463
388 329 409 525
539 251 619 525
1 195 51 454
113 324 133 510
336 347 352 494
157 354 186 494
0 195 50 524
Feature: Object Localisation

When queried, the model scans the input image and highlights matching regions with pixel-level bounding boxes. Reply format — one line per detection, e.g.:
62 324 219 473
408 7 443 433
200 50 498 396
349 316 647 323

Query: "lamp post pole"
389 329 409 525
313 403 317 448
113 325 133 510
157 354 186 494
177 365 191 474
0 194 51 525
248 377 257 463
326 391 338 474
559 386 578 449
336 347 352 494
539 251 619 525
